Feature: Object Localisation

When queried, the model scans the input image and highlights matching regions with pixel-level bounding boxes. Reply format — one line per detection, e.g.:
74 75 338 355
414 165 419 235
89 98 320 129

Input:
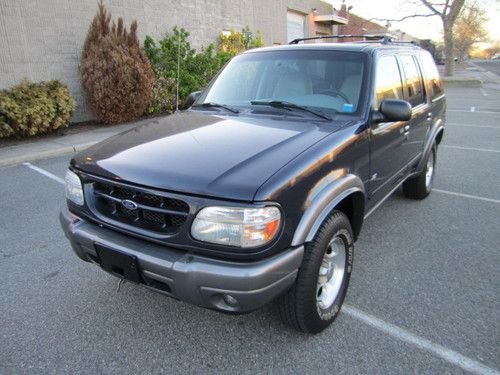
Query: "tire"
278 210 354 334
403 143 436 200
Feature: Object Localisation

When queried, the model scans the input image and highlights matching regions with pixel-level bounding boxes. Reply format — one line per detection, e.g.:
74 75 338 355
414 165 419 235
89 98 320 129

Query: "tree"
418 0 466 75
371 0 466 76
453 2 488 61
81 1 153 124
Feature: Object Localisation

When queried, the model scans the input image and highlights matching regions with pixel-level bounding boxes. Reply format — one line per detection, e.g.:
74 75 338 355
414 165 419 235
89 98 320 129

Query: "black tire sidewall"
297 212 354 332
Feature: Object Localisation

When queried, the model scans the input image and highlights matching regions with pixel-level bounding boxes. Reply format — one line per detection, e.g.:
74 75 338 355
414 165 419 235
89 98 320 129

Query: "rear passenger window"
400 55 425 106
420 52 444 100
374 55 403 106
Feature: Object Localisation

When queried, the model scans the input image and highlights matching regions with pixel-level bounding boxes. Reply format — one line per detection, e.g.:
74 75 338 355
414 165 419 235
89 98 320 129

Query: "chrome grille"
90 181 189 234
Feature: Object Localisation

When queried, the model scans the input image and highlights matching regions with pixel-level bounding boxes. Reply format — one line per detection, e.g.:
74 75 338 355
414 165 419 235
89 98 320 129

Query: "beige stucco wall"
0 0 334 122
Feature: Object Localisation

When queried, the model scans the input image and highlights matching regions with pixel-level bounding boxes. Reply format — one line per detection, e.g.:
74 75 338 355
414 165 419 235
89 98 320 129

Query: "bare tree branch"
369 14 437 22
421 0 442 16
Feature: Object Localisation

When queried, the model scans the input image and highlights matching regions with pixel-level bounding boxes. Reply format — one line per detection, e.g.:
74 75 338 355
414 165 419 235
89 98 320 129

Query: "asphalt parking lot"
1 84 499 374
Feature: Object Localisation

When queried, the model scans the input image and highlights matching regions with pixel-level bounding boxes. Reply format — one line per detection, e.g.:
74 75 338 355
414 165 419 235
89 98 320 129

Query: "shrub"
144 26 263 114
145 27 221 105
147 68 176 114
0 79 75 138
218 26 264 54
81 1 153 124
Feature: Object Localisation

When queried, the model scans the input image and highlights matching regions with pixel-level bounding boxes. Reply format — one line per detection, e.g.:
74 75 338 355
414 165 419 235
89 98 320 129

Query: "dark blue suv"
61 37 446 333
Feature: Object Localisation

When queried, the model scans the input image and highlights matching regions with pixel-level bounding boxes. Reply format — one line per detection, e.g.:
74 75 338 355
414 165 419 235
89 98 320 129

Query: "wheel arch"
291 174 366 246
416 124 444 173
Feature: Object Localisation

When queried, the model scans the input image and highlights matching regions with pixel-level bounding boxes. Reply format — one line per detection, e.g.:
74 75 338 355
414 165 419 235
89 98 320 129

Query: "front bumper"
60 207 303 313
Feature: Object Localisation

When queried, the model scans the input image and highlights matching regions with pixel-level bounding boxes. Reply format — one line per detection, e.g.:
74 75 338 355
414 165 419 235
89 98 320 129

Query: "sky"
323 0 500 42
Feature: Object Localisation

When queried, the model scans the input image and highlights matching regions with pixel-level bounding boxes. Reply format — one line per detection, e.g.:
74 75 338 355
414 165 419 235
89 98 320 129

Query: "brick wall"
0 0 333 122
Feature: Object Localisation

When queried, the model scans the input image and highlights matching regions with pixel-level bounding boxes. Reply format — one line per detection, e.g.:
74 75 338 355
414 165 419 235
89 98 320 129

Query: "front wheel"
278 210 354 333
403 143 436 200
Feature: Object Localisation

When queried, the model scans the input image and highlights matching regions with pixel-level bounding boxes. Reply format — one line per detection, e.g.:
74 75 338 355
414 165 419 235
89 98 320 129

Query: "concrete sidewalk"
0 118 150 167
440 61 500 87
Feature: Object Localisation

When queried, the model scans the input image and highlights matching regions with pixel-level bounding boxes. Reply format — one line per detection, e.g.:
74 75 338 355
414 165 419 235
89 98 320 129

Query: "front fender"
291 173 365 246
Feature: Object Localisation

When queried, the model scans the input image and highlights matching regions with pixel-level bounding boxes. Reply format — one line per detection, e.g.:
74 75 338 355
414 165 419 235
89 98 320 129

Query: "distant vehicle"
492 53 500 60
60 35 446 334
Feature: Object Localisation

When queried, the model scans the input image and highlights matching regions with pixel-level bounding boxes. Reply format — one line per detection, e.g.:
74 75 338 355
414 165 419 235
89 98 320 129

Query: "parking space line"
442 145 500 153
433 189 500 204
447 109 499 114
447 123 499 129
23 162 65 185
343 305 500 375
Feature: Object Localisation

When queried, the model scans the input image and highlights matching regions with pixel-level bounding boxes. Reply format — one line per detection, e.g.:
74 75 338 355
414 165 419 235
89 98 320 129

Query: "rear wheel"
278 210 353 333
403 143 436 200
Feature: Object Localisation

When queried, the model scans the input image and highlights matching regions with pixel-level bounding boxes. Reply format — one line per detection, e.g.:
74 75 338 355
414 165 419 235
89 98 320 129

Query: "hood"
72 111 348 201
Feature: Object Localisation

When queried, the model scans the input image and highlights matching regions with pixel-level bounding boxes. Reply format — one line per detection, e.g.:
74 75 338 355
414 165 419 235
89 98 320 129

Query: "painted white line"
442 145 500 153
343 305 500 375
447 109 499 114
470 106 476 112
480 88 488 97
447 123 499 129
23 162 65 185
433 189 500 204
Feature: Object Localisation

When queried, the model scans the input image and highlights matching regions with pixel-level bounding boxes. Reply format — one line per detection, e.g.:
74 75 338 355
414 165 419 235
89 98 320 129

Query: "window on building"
400 55 426 106
420 51 444 100
287 12 305 43
374 55 403 106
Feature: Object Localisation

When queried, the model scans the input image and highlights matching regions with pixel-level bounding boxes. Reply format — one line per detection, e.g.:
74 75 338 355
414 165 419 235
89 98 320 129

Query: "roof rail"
289 34 419 46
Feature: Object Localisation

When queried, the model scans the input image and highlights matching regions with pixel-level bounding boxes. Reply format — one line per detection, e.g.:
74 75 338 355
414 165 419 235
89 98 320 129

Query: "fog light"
223 294 238 306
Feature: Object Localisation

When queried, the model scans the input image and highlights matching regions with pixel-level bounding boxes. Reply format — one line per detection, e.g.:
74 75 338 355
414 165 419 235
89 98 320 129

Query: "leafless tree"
371 0 466 76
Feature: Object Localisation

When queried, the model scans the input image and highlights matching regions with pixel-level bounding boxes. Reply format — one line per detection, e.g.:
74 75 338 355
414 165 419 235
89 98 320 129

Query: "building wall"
0 0 333 122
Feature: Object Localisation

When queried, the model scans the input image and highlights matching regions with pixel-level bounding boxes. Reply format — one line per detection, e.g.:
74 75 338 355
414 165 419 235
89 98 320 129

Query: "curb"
442 77 483 87
0 141 97 168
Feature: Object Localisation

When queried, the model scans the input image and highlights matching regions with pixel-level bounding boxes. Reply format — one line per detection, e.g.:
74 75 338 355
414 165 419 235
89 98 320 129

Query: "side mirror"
372 99 412 123
185 91 202 108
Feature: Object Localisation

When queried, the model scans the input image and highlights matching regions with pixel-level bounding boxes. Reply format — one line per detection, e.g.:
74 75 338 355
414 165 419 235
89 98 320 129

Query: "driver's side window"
374 55 404 107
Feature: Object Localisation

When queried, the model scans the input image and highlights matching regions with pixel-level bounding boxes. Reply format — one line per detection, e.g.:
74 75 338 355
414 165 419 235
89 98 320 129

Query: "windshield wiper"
250 100 331 121
193 102 239 114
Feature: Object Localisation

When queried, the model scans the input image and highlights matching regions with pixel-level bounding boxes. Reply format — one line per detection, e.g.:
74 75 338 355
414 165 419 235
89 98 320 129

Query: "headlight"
65 170 84 206
191 206 281 248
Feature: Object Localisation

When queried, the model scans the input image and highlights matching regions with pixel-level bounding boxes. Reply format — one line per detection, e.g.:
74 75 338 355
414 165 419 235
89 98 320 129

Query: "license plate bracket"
95 244 141 283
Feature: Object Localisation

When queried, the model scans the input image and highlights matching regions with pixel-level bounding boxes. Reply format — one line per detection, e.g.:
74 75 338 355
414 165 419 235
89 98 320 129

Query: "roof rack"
289 34 419 46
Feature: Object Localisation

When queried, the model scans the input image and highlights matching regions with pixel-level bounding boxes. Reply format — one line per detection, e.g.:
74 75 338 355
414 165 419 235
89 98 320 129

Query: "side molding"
291 174 365 246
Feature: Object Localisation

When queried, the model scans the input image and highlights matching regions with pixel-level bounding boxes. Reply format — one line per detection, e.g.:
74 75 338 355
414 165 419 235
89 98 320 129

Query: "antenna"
175 31 181 112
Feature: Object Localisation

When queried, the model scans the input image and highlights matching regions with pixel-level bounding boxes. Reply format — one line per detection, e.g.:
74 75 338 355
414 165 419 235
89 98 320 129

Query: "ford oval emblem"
122 199 138 210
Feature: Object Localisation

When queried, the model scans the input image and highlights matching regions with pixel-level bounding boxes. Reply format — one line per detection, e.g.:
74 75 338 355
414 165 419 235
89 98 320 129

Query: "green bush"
218 26 264 54
147 68 176 114
145 27 225 109
0 79 76 138
81 1 153 124
144 26 262 114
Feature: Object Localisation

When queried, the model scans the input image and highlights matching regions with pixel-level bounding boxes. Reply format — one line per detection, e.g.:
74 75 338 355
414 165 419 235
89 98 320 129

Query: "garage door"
287 12 305 43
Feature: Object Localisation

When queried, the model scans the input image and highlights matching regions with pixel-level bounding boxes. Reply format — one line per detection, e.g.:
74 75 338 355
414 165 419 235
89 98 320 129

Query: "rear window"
420 52 444 100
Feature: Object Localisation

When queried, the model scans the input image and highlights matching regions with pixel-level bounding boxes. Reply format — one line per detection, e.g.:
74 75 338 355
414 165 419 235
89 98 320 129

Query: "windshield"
196 49 368 115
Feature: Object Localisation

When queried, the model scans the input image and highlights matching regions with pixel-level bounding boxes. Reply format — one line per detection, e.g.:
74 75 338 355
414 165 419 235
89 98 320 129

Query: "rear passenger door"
369 54 409 199
398 54 430 164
